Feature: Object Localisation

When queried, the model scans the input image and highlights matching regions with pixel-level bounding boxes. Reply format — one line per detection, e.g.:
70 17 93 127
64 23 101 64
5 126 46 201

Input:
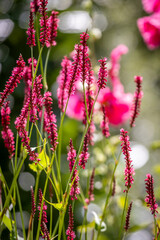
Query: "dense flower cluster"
85 168 95 205
145 174 158 216
120 128 135 192
130 76 143 128
38 189 50 239
1 101 15 159
57 56 72 112
66 205 76 240
30 0 40 13
138 0 160 49
26 10 36 47
97 57 108 90
43 92 58 151
39 0 49 46
0 55 25 107
46 11 59 47
31 186 36 218
79 135 90 169
100 106 110 138
124 201 133 231
67 139 80 200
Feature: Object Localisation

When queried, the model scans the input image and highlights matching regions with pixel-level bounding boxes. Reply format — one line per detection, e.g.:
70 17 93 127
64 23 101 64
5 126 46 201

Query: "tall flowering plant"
0 0 159 240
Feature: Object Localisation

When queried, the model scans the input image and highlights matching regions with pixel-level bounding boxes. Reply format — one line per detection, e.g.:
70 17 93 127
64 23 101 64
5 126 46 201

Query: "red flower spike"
80 32 90 84
26 10 36 47
79 134 89 169
0 54 25 108
145 174 158 217
46 11 59 47
42 92 58 151
1 101 15 159
85 168 95 205
120 128 135 192
57 56 72 112
38 189 50 239
124 201 133 231
67 139 80 200
39 0 49 46
30 0 40 14
67 44 83 97
130 76 143 128
31 186 36 218
66 205 76 240
100 106 110 138
97 57 108 90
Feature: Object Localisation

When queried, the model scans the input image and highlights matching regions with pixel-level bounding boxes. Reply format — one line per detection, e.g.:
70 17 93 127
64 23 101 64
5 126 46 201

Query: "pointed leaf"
0 211 13 231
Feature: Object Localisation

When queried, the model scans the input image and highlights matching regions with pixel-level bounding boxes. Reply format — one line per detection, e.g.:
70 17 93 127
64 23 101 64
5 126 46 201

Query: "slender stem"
34 171 40 204
50 196 53 237
43 47 51 91
97 162 118 240
154 216 158 240
16 187 27 240
36 15 44 77
118 191 128 240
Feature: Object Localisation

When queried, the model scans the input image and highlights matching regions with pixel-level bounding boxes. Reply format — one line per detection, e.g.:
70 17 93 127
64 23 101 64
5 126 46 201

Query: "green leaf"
42 197 63 211
0 212 13 231
29 141 49 172
128 223 149 233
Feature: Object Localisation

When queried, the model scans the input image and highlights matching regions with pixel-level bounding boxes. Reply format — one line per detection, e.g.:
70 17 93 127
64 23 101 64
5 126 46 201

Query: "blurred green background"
0 0 160 239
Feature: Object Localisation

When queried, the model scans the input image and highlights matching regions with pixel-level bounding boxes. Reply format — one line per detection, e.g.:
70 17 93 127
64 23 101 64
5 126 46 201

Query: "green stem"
154 216 158 240
118 191 128 240
43 47 51 91
97 162 118 240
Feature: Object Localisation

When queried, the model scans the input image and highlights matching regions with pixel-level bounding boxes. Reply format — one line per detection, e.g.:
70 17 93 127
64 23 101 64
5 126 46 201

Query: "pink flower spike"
130 76 143 128
57 56 72 112
67 139 80 200
124 201 133 231
31 186 36 218
1 101 15 159
85 168 95 205
30 0 40 14
80 32 90 83
38 189 50 239
100 106 110 138
120 128 135 192
145 174 158 217
97 57 108 90
67 44 83 97
26 10 36 47
43 91 58 151
137 13 160 50
142 0 160 13
39 0 49 46
66 205 76 240
46 11 59 47
0 54 25 108
79 134 90 169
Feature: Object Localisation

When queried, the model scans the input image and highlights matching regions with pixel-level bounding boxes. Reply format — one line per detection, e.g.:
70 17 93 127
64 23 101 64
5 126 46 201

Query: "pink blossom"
42 91 58 151
137 13 160 50
79 134 90 169
130 76 143 128
85 168 95 205
120 128 135 192
98 88 132 126
0 54 25 107
66 92 84 119
1 101 15 159
97 57 108 90
46 11 59 47
109 44 128 95
145 174 158 216
39 0 49 46
31 186 36 218
57 56 72 112
142 0 160 13
66 205 76 240
124 201 133 231
100 106 110 138
30 0 40 13
26 10 36 47
67 139 80 200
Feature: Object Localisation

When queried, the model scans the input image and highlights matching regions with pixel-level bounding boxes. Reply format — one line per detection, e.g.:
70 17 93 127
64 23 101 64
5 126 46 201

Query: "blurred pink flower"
98 88 132 126
142 0 160 13
137 13 160 50
66 92 84 120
